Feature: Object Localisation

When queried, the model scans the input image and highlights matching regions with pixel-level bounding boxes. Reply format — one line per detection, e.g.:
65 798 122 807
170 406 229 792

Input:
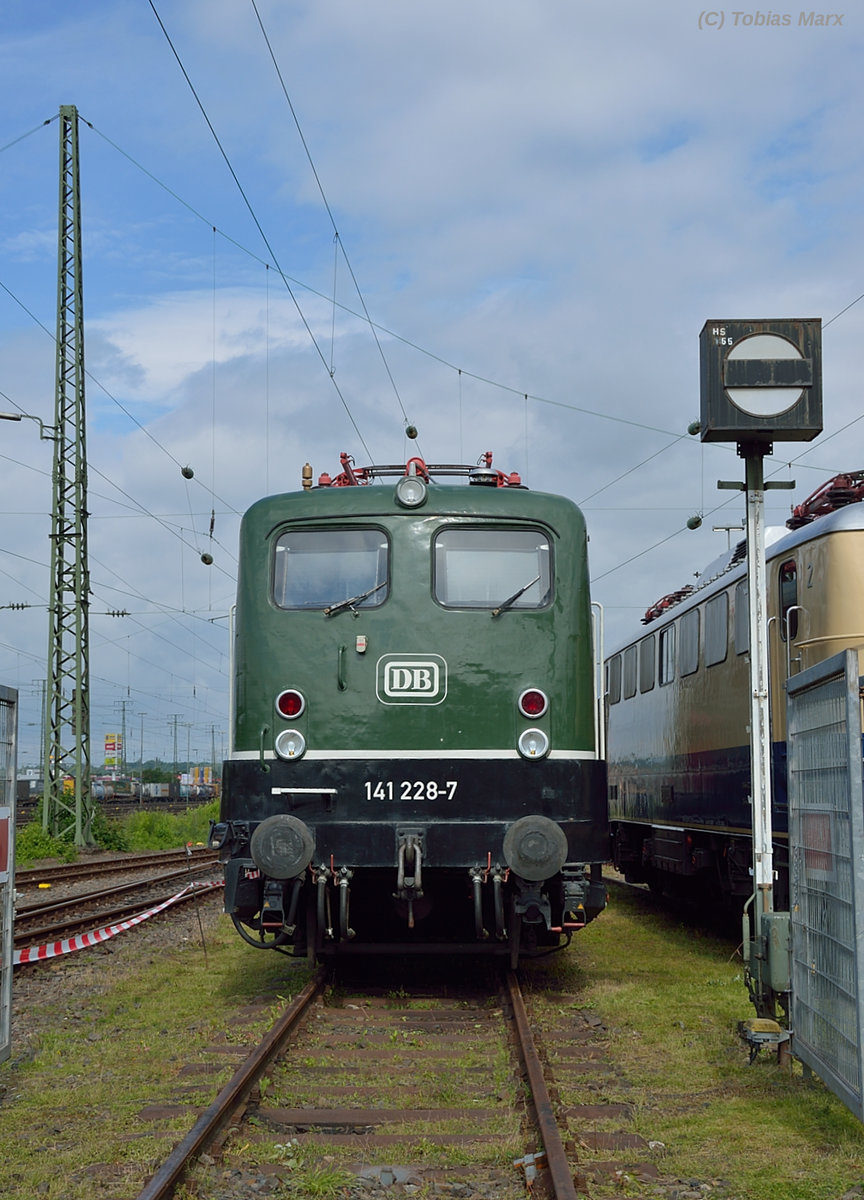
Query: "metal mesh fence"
787 650 864 1120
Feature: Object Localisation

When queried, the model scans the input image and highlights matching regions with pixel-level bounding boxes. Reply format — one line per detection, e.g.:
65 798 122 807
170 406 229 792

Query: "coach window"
779 560 799 640
433 527 551 609
705 593 728 666
623 645 637 699
680 608 700 676
607 655 622 705
273 528 389 610
659 625 676 685
734 580 749 654
639 634 655 693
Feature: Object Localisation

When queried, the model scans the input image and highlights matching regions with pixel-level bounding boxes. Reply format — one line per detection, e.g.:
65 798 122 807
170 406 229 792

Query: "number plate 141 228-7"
364 780 458 802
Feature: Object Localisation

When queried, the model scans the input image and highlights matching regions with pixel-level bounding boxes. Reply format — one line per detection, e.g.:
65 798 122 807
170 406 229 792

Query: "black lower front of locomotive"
211 756 608 960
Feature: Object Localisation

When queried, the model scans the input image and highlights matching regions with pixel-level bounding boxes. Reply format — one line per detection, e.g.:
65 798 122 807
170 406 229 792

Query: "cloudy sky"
0 0 861 770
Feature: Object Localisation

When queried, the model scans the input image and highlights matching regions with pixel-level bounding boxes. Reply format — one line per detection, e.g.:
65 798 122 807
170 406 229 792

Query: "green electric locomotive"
210 452 607 962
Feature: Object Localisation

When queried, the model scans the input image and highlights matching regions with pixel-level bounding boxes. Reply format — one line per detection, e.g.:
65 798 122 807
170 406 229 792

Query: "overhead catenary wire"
0 396 232 752
0 536 230 700
80 122 688 445
0 118 54 155
0 116 855 670
66 122 864 467
0 632 224 734
0 353 239 579
250 0 416 444
147 0 375 462
578 435 690 506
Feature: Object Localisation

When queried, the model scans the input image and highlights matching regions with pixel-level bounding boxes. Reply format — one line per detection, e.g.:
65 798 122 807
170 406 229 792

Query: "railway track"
13 849 221 952
132 964 658 1200
15 847 217 890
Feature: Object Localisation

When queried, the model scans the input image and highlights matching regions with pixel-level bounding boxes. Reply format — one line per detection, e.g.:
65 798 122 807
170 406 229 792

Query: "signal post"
699 318 822 1018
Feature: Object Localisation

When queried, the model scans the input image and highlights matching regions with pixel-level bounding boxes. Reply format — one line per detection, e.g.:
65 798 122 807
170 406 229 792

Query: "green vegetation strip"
521 879 864 1200
14 801 221 866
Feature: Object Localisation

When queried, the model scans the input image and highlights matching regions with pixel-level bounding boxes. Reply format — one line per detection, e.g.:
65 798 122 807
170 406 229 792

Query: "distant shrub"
90 807 130 853
122 801 218 852
122 810 178 850
15 821 78 867
14 800 219 862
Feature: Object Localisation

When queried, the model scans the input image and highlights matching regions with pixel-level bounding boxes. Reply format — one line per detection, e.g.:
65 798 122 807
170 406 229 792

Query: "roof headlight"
517 728 550 760
395 475 427 508
275 729 306 761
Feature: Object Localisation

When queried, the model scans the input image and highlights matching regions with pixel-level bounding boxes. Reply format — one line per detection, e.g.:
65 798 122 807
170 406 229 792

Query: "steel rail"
16 862 216 922
13 879 222 950
505 969 578 1200
134 966 327 1200
15 848 217 887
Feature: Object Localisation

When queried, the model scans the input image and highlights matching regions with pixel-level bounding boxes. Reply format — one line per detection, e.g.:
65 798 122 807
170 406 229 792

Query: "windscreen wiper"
491 575 541 618
324 580 387 617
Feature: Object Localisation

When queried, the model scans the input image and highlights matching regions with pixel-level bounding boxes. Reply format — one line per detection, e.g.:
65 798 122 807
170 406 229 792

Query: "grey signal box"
699 319 822 443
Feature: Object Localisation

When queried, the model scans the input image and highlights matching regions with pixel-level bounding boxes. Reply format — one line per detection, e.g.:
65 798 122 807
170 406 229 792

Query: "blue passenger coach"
606 473 864 909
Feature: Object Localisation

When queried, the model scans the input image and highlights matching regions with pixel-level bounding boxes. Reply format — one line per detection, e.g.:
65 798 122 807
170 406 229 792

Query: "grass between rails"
521 877 864 1200
258 1017 524 1168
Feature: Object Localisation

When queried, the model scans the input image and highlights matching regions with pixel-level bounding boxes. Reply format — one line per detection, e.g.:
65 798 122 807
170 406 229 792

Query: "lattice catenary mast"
42 104 92 844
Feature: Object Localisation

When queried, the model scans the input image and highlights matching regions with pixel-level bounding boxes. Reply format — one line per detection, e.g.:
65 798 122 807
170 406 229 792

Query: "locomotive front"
211 454 607 962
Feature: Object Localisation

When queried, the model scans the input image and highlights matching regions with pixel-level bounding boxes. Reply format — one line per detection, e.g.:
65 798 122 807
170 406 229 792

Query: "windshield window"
273 528 389 610
434 527 552 609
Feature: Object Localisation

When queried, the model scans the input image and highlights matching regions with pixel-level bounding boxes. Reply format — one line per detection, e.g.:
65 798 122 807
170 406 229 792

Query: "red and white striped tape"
13 878 224 966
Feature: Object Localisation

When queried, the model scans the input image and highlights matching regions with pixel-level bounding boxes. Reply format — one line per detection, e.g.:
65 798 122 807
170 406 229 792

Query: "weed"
277 1162 354 1197
270 1139 304 1167
432 1079 462 1105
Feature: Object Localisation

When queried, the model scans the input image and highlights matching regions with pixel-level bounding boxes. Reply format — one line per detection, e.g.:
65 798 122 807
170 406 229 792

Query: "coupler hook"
396 833 424 929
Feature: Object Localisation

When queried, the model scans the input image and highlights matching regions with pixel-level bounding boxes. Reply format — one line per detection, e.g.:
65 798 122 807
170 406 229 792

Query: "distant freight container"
16 778 41 802
142 783 171 800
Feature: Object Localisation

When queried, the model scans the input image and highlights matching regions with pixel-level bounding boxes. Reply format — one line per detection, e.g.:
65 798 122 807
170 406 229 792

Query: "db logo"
376 654 447 705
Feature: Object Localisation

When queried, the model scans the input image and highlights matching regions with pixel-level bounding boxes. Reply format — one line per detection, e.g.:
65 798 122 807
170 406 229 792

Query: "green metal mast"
42 105 92 844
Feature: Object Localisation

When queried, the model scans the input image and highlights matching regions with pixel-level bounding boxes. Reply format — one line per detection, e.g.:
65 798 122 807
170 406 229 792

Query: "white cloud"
88 288 327 402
